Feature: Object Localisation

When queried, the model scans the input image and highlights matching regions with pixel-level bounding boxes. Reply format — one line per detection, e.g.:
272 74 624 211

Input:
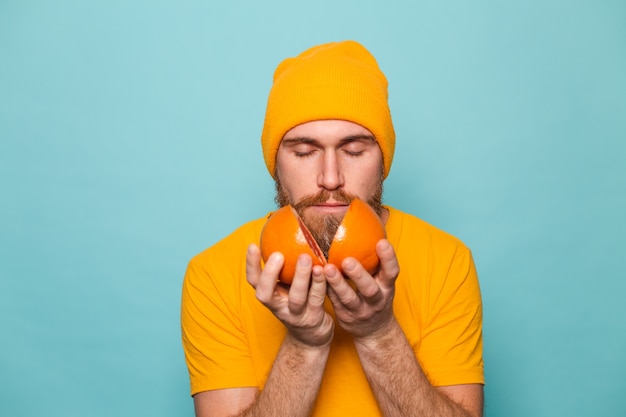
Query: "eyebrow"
281 134 377 146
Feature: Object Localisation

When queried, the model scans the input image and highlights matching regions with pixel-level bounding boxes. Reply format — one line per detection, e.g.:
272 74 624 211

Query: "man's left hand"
324 239 400 339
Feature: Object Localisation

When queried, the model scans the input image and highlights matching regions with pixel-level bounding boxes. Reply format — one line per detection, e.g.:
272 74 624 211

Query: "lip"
309 202 350 214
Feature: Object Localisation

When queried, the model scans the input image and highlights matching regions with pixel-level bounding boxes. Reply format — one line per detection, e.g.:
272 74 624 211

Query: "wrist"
352 316 401 352
285 329 333 352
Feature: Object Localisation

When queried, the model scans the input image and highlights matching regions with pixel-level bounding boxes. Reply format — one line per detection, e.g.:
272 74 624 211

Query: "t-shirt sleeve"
418 247 484 386
180 256 258 396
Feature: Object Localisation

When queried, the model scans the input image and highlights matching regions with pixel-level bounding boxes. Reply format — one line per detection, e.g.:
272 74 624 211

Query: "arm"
353 319 483 417
325 239 483 417
194 246 334 417
194 335 331 417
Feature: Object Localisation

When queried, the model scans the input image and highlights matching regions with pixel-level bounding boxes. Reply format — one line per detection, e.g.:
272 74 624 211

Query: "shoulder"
385 206 470 256
183 214 272 294
189 214 270 266
182 214 275 316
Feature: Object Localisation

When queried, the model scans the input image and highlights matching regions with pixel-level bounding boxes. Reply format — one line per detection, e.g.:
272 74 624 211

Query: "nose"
318 151 343 191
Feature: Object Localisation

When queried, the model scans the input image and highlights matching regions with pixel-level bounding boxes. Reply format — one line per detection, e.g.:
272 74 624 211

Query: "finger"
325 264 362 310
308 264 327 308
255 252 284 304
376 239 400 288
326 284 340 306
341 257 381 300
246 244 262 287
288 254 313 314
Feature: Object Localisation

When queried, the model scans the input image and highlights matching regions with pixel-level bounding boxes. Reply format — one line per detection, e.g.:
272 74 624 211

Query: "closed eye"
294 149 316 157
340 137 376 157
281 138 319 158
342 149 365 157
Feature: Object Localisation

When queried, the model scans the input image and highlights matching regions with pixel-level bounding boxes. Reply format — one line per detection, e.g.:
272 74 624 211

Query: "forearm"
354 319 479 417
240 334 330 417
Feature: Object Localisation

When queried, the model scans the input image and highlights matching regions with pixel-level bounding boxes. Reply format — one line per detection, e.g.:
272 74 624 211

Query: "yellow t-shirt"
181 206 483 416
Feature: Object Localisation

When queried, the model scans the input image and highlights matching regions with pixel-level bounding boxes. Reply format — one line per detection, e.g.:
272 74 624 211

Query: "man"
181 40 484 417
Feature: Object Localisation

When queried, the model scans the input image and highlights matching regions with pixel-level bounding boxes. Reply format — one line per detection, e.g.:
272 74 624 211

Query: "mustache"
292 189 355 213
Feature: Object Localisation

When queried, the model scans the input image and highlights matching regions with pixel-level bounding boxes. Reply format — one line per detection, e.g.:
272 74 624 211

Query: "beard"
274 178 384 258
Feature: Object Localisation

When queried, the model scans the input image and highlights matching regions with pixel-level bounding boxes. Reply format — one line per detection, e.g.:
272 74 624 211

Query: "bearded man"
181 40 484 417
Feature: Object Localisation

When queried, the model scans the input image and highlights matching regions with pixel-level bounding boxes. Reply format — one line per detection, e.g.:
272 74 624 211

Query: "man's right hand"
195 246 334 417
246 244 334 347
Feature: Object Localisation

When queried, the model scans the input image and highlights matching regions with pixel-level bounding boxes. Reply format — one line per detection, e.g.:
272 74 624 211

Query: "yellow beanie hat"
261 40 395 178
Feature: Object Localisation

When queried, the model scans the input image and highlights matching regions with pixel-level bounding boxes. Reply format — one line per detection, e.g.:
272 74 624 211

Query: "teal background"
1 0 625 416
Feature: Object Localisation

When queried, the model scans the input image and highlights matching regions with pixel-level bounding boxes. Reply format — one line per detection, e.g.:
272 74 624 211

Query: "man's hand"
246 244 335 347
324 239 400 339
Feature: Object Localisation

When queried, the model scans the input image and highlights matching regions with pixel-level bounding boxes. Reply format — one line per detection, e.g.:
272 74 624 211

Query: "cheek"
275 167 312 205
276 153 310 182
347 161 383 188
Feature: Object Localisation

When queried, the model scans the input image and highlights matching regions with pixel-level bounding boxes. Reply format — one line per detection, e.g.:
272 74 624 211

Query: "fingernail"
312 265 323 278
343 258 356 271
268 252 283 265
312 268 323 280
326 265 337 278
298 254 311 267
